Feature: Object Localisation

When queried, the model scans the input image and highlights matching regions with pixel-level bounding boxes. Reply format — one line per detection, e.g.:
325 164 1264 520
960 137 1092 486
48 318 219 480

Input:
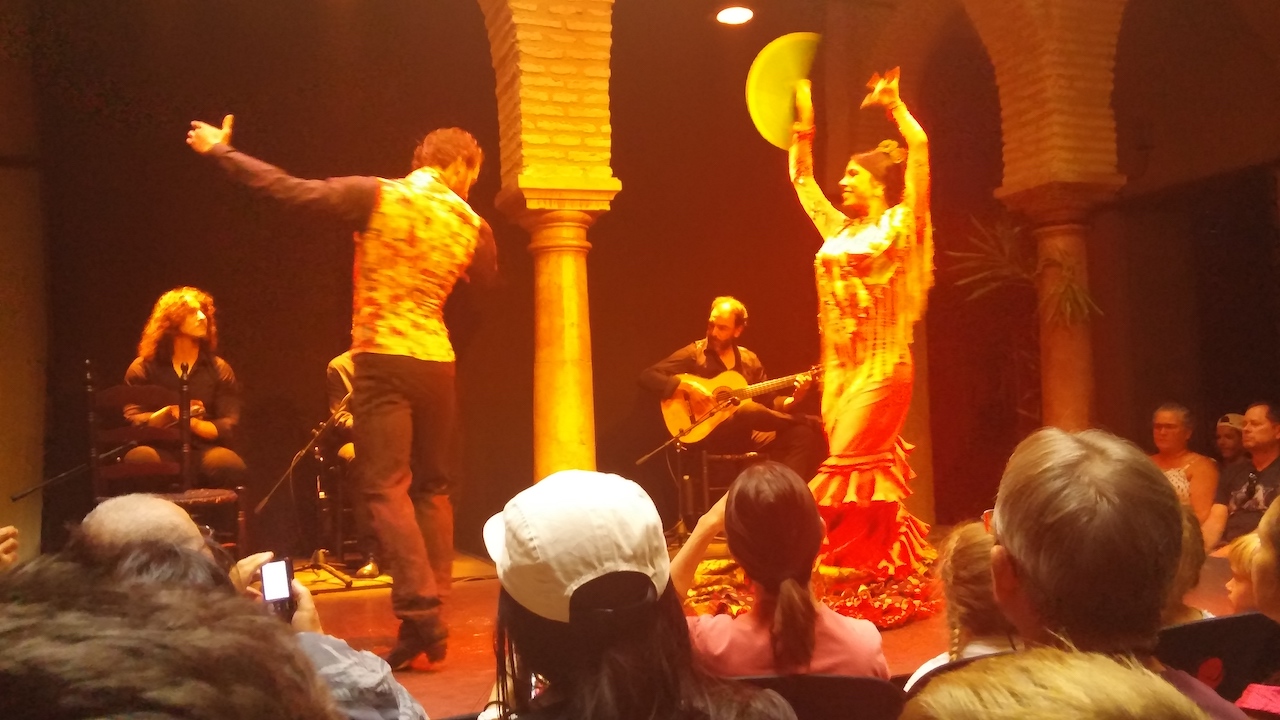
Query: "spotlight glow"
716 6 754 25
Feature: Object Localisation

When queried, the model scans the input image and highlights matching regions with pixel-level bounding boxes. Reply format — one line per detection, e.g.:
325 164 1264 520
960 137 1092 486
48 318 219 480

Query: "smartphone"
260 558 297 621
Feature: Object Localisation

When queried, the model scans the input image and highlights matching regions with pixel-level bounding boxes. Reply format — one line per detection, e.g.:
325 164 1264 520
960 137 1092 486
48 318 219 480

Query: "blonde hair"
1255 501 1280 618
137 287 217 362
1227 533 1262 578
936 522 1016 659
993 428 1182 654
901 648 1210 720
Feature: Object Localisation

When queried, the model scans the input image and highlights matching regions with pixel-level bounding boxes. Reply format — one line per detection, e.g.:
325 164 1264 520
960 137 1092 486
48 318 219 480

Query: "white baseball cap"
482 470 670 624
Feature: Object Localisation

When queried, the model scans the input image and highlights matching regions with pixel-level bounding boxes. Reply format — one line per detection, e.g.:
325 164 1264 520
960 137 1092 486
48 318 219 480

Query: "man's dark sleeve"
206 144 379 228
123 358 153 425
639 344 699 399
210 359 242 445
463 218 499 289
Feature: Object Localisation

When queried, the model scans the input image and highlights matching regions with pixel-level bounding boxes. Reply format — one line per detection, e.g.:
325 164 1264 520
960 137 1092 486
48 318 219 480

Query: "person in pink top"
670 461 889 678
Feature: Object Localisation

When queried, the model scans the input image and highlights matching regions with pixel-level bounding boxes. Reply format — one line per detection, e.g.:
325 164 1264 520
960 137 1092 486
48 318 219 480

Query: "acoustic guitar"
661 366 820 443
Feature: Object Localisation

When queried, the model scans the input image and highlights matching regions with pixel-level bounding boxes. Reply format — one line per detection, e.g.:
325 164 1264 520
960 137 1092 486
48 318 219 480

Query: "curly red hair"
137 287 218 362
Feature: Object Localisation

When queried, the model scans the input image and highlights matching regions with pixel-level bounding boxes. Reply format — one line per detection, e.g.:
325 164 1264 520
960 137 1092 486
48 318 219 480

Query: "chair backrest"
1156 612 1280 701
85 362 183 499
904 651 1013 697
738 674 905 720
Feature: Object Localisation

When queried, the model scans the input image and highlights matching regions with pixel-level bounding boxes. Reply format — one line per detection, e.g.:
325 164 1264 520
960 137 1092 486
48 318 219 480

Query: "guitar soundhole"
714 388 732 404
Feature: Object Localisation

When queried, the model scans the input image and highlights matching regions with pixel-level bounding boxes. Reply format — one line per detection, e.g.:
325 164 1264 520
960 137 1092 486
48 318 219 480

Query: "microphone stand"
256 395 354 587
636 396 738 467
636 397 738 544
9 442 138 503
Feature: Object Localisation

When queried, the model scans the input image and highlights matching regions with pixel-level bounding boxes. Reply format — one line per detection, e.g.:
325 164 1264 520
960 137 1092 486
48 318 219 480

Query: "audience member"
903 522 1018 690
0 525 17 570
73 494 425 720
484 469 796 720
0 553 343 720
900 648 1211 720
1152 403 1220 525
671 461 888 679
1226 533 1263 614
1205 402 1280 551
122 286 247 489
1165 506 1214 626
1233 500 1280 720
989 427 1245 718
77 493 270 590
1254 500 1280 621
1219 413 1249 468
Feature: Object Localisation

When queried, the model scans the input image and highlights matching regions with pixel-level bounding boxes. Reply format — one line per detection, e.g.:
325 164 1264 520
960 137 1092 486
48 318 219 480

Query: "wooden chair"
738 674 905 720
86 361 248 557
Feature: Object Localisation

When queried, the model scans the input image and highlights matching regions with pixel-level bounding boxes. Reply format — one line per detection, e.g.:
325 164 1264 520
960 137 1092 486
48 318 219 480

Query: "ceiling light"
716 6 754 25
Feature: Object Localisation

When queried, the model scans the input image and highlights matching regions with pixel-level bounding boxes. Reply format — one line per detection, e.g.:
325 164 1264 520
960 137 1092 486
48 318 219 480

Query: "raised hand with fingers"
187 114 234 154
860 67 902 110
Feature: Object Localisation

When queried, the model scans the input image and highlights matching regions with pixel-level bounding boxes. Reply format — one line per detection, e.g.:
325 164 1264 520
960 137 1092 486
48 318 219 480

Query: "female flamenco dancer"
788 69 935 625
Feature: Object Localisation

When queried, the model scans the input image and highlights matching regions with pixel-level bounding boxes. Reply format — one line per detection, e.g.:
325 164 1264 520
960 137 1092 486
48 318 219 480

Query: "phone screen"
261 560 291 602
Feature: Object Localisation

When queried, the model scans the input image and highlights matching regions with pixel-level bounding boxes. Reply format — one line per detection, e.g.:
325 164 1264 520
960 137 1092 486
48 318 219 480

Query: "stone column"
478 0 621 479
0 0 45 557
999 181 1120 430
498 195 616 480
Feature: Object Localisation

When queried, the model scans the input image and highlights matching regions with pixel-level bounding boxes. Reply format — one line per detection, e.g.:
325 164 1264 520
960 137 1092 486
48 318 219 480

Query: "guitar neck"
732 373 805 400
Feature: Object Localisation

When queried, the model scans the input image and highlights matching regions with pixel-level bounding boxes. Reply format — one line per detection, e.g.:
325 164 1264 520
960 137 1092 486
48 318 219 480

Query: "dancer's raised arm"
862 68 929 219
789 80 849 240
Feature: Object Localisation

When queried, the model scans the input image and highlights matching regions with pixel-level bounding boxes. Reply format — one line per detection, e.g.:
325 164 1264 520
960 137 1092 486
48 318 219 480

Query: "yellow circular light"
716 6 754 25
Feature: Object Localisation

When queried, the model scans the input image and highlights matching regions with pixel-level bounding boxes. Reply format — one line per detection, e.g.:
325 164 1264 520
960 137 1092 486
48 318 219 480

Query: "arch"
962 0 1128 196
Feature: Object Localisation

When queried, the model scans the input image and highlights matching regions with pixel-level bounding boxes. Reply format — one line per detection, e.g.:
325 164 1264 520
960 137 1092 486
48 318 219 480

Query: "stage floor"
309 554 1237 718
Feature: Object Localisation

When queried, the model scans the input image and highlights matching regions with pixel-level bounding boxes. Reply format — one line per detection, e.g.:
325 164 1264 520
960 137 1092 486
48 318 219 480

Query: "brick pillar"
961 0 1129 428
477 0 621 479
999 182 1120 430
0 0 46 556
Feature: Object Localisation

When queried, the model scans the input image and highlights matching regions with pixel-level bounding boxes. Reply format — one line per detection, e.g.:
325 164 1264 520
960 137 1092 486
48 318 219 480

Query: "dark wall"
1093 168 1280 454
915 12 1008 523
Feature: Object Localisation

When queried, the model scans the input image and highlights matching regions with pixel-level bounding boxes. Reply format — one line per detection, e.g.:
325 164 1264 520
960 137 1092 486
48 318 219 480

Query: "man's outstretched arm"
187 114 378 227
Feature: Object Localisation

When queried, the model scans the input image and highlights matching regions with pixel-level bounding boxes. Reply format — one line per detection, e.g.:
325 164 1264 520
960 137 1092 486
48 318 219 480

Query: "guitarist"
639 296 826 480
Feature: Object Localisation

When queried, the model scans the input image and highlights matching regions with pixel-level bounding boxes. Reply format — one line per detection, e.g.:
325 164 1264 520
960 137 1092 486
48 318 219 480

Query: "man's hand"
229 550 275 594
792 373 814 404
0 526 18 570
190 418 219 441
679 378 716 418
187 114 234 154
148 405 180 427
290 579 324 634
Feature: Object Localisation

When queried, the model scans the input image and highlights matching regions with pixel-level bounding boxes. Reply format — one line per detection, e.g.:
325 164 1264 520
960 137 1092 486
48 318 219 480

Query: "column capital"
995 178 1124 226
495 175 621 231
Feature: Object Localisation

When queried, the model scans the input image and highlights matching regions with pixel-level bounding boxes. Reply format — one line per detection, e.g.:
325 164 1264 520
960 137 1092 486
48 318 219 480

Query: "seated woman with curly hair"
122 286 246 488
